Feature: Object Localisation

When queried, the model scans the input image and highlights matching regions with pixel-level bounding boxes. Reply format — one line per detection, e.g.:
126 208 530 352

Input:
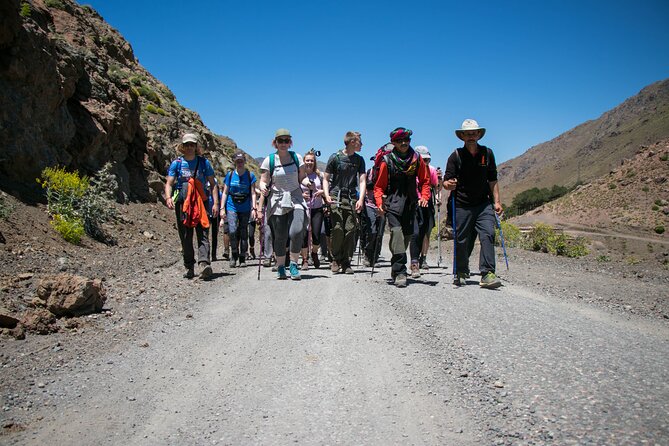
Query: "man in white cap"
442 119 503 289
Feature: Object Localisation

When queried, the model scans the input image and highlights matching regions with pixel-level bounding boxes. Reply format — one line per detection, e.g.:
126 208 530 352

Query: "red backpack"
366 143 394 189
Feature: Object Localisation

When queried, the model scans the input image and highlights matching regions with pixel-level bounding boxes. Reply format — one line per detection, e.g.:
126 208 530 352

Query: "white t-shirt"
260 152 307 216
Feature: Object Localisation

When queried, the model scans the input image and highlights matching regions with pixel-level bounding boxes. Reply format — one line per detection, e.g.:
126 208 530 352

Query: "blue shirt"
167 156 215 190
225 170 257 213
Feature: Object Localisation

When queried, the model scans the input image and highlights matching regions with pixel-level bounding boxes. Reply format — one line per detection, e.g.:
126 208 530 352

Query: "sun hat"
182 133 199 144
390 127 412 142
275 128 291 138
455 119 485 140
414 146 431 159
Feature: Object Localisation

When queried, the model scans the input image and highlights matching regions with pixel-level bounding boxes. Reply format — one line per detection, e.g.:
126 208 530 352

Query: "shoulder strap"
269 153 275 177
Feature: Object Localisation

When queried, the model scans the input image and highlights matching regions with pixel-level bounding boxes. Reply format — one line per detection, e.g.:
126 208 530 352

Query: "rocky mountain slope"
498 78 669 203
0 0 252 202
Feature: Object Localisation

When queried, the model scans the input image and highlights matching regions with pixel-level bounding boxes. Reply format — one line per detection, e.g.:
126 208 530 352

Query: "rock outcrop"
36 273 106 317
0 0 246 202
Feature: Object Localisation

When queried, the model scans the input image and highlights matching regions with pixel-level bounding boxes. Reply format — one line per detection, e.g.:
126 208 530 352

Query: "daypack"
268 151 300 180
224 169 252 203
173 156 207 202
451 146 493 175
329 151 364 186
366 143 394 189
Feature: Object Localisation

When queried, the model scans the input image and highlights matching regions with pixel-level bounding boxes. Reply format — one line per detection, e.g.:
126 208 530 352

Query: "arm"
489 180 502 215
219 182 229 220
356 171 366 212
257 170 271 221
164 176 176 209
322 172 332 204
207 175 219 218
373 163 389 214
417 159 431 207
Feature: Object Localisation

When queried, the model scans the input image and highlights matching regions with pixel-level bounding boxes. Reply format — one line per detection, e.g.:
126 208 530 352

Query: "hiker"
409 146 440 277
300 149 325 270
443 119 503 289
374 127 431 287
323 131 366 274
207 178 223 261
257 128 311 280
360 159 385 267
220 152 257 268
164 133 219 279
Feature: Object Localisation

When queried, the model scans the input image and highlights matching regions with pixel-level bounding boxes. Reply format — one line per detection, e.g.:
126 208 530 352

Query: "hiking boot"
277 265 287 280
342 262 354 274
410 262 421 279
301 259 309 271
263 258 272 268
199 263 213 280
419 255 429 270
394 274 407 288
330 260 340 273
183 266 195 279
289 262 301 280
229 258 237 268
238 258 246 268
311 251 320 269
480 272 502 289
453 273 467 286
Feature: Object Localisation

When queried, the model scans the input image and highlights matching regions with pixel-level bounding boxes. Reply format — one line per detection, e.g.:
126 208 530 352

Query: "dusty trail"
4 247 669 445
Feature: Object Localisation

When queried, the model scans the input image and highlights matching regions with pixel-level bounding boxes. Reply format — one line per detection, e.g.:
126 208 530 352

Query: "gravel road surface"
3 246 669 445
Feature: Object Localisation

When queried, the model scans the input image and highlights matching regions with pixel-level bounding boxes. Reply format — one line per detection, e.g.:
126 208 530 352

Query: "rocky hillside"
498 78 669 203
0 0 252 202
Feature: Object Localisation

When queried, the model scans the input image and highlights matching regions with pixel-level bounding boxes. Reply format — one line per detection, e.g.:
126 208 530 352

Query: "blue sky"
82 0 669 170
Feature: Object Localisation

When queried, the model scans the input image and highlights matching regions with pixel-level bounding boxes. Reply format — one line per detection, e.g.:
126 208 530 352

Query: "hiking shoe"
301 259 309 271
362 258 371 267
229 258 237 268
238 258 247 268
222 251 230 260
480 272 502 289
249 251 256 260
410 262 421 279
453 273 467 286
263 258 272 268
199 264 213 280
311 251 320 269
330 260 340 273
395 274 407 288
289 262 301 280
183 267 195 279
342 262 354 274
277 265 287 280
419 255 430 270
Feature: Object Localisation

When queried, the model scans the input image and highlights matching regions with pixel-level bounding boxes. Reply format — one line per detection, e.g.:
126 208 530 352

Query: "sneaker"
277 265 287 280
394 274 407 288
238 258 246 268
229 258 237 268
480 272 502 289
330 260 340 273
342 262 354 274
183 267 195 279
263 258 272 268
301 260 308 271
289 261 301 280
222 251 230 260
419 255 430 270
199 264 213 280
311 251 320 269
410 262 421 279
453 273 467 286
249 252 256 260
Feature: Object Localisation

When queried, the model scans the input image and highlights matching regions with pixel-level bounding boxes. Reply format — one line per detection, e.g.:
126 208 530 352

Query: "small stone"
17 273 34 281
494 381 505 388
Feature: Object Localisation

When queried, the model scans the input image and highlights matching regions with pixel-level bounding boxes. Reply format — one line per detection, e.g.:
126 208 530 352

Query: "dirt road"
3 246 669 445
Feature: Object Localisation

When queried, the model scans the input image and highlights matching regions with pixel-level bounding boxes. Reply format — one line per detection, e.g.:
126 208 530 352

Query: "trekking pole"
370 196 386 277
494 213 510 271
437 203 442 268
451 193 457 278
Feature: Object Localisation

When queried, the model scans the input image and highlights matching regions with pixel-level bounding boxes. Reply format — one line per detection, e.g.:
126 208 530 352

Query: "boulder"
21 309 57 334
36 274 106 317
0 306 20 328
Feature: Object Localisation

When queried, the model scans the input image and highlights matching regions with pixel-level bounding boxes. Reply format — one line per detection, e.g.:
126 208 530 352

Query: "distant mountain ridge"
498 78 669 203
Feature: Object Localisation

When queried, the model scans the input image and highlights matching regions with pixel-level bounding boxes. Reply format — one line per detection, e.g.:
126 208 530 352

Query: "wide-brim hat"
455 119 485 141
181 133 199 144
275 128 291 138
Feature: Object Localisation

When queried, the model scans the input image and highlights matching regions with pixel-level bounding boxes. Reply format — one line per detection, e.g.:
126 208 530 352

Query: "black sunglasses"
395 137 411 143
276 138 291 144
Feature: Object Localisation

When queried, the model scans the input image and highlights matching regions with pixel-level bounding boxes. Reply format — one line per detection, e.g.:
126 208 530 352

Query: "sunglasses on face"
395 138 410 144
183 142 196 147
276 138 291 144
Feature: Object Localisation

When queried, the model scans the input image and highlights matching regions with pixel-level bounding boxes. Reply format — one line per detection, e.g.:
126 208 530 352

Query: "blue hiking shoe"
277 265 287 280
289 261 301 280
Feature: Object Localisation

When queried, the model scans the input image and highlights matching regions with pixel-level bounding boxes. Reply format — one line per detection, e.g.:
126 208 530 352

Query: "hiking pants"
248 219 256 253
386 208 415 277
175 205 210 268
329 197 358 265
362 205 384 263
269 209 307 257
454 202 496 275
210 214 221 260
302 207 324 249
228 211 250 261
410 204 435 263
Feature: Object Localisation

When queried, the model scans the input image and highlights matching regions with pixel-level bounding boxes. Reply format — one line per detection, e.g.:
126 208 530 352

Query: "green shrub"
596 255 611 263
655 225 666 235
137 85 161 105
50 214 84 245
625 170 636 178
655 199 663 206
159 85 175 101
107 64 128 85
660 154 668 162
625 256 641 265
0 196 12 219
20 2 31 17
495 221 522 248
129 76 143 86
157 107 167 116
652 205 660 211
81 4 93 13
522 223 588 257
146 104 158 114
45 0 66 9
39 166 117 245
608 183 617 190
642 186 650 192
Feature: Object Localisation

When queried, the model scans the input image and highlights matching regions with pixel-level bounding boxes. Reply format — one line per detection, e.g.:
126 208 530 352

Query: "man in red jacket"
374 127 431 287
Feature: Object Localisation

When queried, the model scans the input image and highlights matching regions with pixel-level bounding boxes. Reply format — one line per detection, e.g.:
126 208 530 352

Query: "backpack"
329 151 363 186
268 151 300 180
366 143 394 189
450 146 494 203
173 156 205 202
224 169 252 204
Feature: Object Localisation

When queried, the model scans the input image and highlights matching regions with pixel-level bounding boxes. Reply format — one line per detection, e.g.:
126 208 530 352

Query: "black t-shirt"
325 151 366 194
444 145 498 207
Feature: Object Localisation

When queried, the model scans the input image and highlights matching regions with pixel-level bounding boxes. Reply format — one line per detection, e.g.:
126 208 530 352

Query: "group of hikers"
163 119 504 289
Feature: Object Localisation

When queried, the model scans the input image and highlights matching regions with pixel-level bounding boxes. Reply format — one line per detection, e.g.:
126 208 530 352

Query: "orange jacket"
182 178 210 228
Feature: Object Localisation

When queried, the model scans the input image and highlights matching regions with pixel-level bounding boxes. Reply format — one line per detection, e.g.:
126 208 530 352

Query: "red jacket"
182 178 210 228
374 154 431 209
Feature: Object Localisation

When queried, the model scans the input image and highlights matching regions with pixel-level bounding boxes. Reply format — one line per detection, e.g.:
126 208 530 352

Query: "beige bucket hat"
455 119 486 140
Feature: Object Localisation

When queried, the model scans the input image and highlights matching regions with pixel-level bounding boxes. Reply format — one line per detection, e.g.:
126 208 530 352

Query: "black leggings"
302 207 324 249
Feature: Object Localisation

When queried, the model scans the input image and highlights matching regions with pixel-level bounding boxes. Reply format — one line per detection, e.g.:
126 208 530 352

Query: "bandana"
389 127 413 142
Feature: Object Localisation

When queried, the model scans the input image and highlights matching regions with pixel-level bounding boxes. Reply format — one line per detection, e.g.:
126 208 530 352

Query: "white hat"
181 133 199 144
414 145 431 159
275 128 291 138
455 119 486 140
